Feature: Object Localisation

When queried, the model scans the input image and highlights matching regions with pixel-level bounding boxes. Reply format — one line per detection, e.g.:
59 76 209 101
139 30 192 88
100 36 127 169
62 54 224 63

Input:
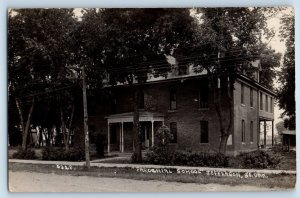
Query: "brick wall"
74 77 274 155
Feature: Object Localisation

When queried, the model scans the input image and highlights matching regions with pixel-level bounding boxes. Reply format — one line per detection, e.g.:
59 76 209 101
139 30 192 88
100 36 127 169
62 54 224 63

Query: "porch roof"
105 111 165 123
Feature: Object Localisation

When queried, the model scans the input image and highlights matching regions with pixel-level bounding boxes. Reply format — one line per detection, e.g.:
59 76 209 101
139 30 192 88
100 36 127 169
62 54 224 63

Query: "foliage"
12 148 37 159
155 125 174 147
277 9 295 129
145 150 228 167
144 146 174 165
8 9 80 149
276 121 286 136
41 147 85 161
240 150 281 169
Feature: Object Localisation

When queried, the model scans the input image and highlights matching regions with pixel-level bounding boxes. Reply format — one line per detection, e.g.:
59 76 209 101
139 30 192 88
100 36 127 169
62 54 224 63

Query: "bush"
42 147 85 161
145 149 229 167
12 148 37 159
174 152 228 167
144 146 174 165
240 150 281 169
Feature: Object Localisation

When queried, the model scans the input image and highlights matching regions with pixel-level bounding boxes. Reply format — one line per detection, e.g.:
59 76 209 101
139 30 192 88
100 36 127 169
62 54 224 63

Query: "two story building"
85 71 275 156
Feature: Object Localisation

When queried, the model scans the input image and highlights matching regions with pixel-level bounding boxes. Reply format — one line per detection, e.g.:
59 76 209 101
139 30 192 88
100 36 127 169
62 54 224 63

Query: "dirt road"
9 170 282 192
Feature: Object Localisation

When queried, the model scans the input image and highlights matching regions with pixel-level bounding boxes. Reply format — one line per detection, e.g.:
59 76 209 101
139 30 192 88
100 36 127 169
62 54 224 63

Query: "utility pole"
67 66 90 168
82 66 90 168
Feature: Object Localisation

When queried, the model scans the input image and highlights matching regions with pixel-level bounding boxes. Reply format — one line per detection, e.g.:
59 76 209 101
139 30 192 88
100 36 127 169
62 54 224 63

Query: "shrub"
145 149 229 167
144 146 174 165
175 152 229 167
12 148 37 159
240 150 281 169
42 147 85 161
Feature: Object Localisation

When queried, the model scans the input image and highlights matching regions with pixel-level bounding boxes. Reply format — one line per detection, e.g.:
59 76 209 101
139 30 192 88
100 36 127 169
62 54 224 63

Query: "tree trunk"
15 98 25 144
21 97 35 150
132 87 142 162
65 105 74 151
60 107 68 151
217 76 234 154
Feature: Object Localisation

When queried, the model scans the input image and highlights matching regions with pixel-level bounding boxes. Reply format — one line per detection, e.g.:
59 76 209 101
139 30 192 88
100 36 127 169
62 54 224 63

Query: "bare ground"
9 170 287 192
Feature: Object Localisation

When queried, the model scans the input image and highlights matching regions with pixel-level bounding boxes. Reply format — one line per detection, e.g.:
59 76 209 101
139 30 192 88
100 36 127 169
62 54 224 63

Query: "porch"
259 117 274 148
105 111 165 153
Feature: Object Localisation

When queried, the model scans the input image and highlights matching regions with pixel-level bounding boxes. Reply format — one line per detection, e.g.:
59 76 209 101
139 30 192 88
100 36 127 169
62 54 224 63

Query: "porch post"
121 122 124 152
271 120 274 146
151 120 154 147
264 120 267 146
107 122 110 153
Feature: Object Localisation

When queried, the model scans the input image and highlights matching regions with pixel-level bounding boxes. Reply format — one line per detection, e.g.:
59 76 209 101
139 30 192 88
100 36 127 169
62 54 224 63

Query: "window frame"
250 87 253 107
241 120 246 143
198 83 209 109
265 95 268 112
260 92 263 110
241 83 245 105
169 88 177 110
250 121 254 143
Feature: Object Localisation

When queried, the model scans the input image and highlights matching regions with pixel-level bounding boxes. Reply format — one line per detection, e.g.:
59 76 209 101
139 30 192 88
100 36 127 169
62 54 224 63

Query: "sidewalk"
8 158 296 175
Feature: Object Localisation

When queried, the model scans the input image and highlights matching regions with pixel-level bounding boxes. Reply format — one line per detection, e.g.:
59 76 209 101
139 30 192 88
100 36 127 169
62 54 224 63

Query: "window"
170 122 177 143
241 84 244 104
260 92 263 110
200 121 209 143
199 83 209 109
265 95 268 112
170 89 177 110
250 87 253 107
250 121 254 142
270 97 273 113
241 120 245 143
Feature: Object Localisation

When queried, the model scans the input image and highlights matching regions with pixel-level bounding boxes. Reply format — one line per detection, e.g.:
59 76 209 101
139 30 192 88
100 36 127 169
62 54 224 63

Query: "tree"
79 8 197 162
277 10 295 130
8 9 77 150
174 8 281 153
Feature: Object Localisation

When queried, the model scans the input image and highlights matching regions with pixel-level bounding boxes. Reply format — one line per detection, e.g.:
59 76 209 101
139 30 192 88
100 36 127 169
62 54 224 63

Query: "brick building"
85 72 275 156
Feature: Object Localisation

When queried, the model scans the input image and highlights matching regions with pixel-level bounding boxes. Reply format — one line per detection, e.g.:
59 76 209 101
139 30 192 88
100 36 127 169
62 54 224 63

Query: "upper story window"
170 89 177 110
170 122 177 143
199 83 209 109
260 92 263 110
270 97 273 113
250 87 253 107
241 83 245 104
241 120 245 143
250 121 254 142
265 95 268 112
200 120 209 143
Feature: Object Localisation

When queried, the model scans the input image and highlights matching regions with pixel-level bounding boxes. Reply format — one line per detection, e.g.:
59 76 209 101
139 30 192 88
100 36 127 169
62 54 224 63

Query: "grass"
9 162 296 189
